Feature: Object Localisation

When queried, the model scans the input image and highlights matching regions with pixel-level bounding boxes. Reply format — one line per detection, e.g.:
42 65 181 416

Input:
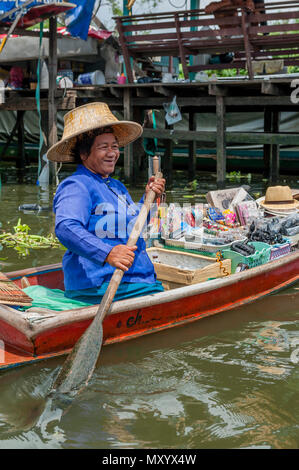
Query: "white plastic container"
77 70 105 85
40 61 49 89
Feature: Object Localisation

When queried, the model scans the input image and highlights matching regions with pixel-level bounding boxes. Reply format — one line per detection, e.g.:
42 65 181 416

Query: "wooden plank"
226 132 299 145
0 96 75 110
142 128 299 145
225 96 299 106
124 26 243 43
132 97 216 107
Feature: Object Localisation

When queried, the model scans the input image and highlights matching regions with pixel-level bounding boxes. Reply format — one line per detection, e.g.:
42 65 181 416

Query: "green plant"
0 219 62 257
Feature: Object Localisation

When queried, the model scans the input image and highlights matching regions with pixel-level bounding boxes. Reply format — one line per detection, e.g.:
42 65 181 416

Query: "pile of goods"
149 185 299 274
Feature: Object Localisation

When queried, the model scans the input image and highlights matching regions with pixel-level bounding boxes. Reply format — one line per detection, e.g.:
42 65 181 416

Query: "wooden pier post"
164 122 173 187
263 108 280 182
270 110 280 183
16 110 25 182
263 108 272 177
48 16 58 184
123 87 133 181
188 111 197 180
216 95 226 188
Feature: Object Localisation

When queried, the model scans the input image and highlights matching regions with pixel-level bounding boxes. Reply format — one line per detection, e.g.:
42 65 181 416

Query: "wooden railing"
115 1 299 82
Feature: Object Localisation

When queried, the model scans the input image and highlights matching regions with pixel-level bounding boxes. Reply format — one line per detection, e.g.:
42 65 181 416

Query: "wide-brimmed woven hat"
259 185 299 211
47 102 143 162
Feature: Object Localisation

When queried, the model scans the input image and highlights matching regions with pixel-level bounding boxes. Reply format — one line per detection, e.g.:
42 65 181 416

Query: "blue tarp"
65 0 96 40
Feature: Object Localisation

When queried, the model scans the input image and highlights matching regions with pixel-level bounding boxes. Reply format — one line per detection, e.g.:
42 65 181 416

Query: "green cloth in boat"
22 286 92 311
22 281 164 311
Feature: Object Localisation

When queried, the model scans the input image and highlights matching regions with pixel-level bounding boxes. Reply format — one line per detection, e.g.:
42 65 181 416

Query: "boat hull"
1 252 299 371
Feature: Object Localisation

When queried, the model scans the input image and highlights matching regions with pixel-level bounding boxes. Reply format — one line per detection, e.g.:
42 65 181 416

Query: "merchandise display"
156 185 298 265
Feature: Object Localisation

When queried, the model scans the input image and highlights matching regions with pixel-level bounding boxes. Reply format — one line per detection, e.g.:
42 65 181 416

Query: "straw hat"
259 186 299 211
47 102 143 162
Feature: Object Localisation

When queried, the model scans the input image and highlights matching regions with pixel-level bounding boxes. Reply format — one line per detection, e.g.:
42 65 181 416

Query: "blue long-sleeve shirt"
53 164 156 291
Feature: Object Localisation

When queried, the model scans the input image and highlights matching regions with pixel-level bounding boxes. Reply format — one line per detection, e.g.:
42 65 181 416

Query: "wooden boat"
0 250 299 372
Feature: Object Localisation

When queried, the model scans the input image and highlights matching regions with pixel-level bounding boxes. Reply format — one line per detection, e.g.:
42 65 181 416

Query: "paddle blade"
51 316 103 396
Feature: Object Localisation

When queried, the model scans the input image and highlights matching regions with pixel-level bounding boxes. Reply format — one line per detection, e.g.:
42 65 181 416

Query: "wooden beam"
241 9 254 80
153 85 173 96
0 95 76 111
208 84 229 96
131 96 298 108
174 13 189 80
132 97 217 108
261 82 283 96
142 128 299 145
226 132 299 146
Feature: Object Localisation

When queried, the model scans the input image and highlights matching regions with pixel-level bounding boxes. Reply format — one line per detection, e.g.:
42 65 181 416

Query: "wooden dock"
1 77 299 185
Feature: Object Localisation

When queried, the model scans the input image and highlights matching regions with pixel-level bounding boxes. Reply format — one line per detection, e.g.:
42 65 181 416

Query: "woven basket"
0 272 32 306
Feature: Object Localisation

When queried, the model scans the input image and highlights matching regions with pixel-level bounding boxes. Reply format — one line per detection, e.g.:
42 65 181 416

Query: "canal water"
0 166 298 449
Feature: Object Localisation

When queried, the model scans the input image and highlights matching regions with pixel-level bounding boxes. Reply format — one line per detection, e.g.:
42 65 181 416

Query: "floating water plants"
0 219 61 257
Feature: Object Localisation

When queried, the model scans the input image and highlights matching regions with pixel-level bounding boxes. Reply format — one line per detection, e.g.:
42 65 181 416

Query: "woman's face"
81 132 120 178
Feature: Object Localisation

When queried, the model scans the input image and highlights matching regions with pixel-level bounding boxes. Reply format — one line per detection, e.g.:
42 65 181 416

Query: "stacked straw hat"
47 102 143 162
258 186 299 214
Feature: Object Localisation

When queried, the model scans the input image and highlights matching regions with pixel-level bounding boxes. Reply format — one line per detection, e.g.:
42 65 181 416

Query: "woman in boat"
47 102 165 304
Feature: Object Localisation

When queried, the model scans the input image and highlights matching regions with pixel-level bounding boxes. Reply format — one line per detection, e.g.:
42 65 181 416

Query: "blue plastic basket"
270 238 291 260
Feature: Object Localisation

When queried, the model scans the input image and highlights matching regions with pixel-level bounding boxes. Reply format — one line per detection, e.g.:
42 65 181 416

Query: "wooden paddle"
50 156 162 396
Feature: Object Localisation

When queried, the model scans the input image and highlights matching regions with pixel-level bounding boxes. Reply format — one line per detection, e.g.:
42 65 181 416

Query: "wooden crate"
147 247 231 286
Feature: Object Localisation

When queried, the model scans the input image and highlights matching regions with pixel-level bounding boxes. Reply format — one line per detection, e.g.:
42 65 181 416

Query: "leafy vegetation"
0 219 61 257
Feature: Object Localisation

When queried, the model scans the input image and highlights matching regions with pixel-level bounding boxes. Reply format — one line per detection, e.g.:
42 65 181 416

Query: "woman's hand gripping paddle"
49 156 162 397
